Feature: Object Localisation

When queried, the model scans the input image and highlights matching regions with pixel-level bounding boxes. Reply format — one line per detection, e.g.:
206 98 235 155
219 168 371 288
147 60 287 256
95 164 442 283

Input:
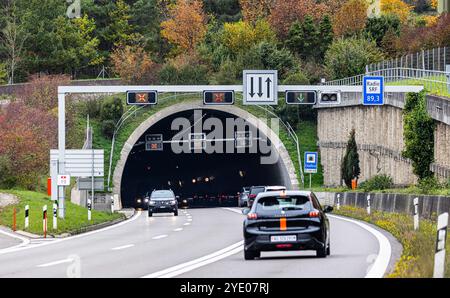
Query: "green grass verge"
0 190 124 236
387 75 450 97
334 205 449 278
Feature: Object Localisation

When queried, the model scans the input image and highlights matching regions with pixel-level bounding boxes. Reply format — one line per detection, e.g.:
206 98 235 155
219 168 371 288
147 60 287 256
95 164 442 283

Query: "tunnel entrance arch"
112 101 299 208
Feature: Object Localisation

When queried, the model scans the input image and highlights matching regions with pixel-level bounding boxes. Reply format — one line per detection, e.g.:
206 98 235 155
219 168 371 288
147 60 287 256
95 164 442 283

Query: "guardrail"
324 67 450 97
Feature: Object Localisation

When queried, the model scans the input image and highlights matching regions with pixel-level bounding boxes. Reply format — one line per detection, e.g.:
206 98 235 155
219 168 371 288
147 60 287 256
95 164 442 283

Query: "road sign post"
243 70 278 105
433 212 448 278
414 197 419 231
363 76 384 105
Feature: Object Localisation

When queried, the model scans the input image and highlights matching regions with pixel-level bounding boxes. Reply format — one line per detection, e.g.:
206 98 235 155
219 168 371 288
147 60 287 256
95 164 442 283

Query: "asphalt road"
0 208 399 278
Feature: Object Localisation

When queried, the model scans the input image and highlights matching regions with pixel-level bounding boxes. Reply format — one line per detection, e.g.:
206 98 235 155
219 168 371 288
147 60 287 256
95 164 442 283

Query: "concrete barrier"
315 191 450 219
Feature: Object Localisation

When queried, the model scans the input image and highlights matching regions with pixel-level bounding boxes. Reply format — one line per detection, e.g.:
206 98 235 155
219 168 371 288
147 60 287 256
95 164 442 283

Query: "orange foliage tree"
333 0 369 37
381 0 413 23
239 0 275 24
268 0 330 38
110 45 154 84
160 0 207 52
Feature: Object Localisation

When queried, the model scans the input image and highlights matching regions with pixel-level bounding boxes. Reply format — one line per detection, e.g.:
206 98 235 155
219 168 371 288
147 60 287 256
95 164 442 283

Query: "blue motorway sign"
304 152 318 174
363 76 384 105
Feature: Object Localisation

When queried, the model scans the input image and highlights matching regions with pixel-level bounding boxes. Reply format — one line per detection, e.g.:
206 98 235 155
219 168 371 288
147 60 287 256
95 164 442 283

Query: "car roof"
265 185 286 189
255 190 313 201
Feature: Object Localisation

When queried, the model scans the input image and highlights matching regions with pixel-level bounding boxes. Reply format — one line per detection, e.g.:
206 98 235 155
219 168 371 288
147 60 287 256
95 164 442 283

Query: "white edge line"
0 229 31 252
152 235 168 240
0 211 142 255
328 214 392 278
222 207 244 215
142 241 243 278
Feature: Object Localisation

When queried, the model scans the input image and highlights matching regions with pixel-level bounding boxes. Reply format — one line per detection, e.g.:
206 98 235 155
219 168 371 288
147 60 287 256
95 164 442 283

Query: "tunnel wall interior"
120 109 291 208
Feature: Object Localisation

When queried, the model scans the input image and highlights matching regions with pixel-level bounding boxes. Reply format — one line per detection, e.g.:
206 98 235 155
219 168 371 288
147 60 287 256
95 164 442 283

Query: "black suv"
148 190 178 217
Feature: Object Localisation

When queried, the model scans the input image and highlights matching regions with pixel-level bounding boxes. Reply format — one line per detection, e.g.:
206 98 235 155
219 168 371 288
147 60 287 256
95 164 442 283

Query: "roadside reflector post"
367 194 371 215
24 205 29 229
336 194 340 210
13 207 16 232
43 205 47 238
433 212 448 278
413 197 419 231
87 199 92 221
53 203 57 230
111 196 114 214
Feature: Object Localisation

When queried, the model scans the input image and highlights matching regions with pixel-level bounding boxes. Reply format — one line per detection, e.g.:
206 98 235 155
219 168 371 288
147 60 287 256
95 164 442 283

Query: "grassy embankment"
387 75 450 97
335 205 449 278
0 189 124 236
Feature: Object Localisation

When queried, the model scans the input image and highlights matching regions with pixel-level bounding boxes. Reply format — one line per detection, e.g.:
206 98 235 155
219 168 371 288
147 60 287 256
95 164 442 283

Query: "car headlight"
182 200 187 203
170 200 176 205
144 198 149 203
137 199 142 203
149 200 156 205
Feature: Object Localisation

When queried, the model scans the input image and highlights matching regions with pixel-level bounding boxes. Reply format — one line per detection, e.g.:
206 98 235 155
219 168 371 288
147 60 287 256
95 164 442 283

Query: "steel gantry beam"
55 84 424 217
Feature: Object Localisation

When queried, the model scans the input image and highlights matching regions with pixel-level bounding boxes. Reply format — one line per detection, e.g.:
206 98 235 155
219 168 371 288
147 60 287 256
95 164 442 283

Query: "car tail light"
276 244 292 249
247 213 257 220
249 194 256 199
309 210 320 218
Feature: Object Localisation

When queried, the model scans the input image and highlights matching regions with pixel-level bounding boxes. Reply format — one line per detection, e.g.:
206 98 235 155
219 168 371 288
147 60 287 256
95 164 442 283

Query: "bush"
324 37 384 79
0 155 16 188
418 176 441 194
360 174 393 192
100 97 123 123
101 120 116 139
83 99 102 119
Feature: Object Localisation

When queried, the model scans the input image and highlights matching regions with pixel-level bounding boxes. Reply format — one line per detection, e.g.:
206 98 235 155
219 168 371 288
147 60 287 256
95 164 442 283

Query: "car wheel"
316 246 327 258
326 243 331 256
174 211 178 216
148 212 153 217
244 249 260 260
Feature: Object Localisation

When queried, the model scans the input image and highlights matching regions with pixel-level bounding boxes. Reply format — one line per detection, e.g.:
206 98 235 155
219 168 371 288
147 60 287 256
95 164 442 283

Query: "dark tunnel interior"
120 109 289 208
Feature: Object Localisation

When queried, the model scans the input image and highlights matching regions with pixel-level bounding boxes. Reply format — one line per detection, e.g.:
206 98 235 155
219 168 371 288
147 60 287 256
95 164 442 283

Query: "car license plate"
270 235 296 242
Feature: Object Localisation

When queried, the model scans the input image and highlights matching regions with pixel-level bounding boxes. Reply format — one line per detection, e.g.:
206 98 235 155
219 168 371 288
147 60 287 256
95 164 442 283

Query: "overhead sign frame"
145 134 163 151
363 76 384 106
203 90 235 105
235 131 253 148
243 70 278 105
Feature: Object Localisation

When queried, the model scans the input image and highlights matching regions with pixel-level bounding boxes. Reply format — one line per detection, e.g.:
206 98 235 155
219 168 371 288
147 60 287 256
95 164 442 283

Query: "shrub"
360 174 393 192
100 97 123 123
83 99 102 119
0 155 16 188
101 120 116 139
418 176 441 194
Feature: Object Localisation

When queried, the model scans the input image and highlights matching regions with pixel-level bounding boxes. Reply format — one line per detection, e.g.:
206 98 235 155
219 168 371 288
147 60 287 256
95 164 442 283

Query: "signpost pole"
414 197 419 231
58 93 66 219
309 173 312 189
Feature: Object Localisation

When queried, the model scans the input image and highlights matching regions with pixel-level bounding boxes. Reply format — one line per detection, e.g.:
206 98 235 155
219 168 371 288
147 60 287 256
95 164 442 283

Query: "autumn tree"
381 0 413 23
161 0 207 52
268 0 329 38
333 0 369 38
239 0 275 24
110 45 154 83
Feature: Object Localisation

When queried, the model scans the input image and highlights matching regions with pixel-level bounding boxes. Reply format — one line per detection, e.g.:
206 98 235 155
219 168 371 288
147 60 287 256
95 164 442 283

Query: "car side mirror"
242 208 250 215
324 205 334 213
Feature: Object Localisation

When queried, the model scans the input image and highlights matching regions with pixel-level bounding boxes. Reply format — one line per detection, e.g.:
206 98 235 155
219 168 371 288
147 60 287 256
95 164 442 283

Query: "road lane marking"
173 228 183 232
0 229 31 252
329 215 392 278
152 235 168 240
0 211 142 255
183 223 190 226
142 241 243 278
111 244 135 251
187 219 192 222
37 258 73 268
222 208 243 215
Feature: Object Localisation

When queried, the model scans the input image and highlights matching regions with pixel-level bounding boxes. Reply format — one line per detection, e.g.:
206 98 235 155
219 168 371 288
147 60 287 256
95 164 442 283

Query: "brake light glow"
247 213 258 220
249 194 256 199
276 244 292 249
309 210 320 217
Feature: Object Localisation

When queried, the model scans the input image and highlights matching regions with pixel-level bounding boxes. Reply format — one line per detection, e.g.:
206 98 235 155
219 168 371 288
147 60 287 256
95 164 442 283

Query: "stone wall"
434 122 450 181
317 105 417 186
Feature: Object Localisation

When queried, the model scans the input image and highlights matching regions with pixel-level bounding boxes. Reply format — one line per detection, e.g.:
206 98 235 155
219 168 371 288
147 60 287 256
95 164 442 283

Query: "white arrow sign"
243 70 278 105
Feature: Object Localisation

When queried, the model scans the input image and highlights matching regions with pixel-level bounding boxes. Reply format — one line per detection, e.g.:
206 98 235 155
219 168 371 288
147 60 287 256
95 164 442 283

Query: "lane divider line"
37 258 73 268
183 223 191 226
222 208 244 215
152 235 168 240
328 214 392 278
0 228 31 252
0 211 142 256
142 241 244 278
111 244 135 251
173 228 183 232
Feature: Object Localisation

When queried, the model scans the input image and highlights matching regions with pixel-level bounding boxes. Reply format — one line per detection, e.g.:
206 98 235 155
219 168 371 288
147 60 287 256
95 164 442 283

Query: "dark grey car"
148 190 178 217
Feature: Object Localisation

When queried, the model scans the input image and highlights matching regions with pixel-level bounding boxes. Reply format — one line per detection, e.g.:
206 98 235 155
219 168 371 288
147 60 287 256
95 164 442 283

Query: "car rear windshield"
250 187 265 195
255 196 311 212
151 191 174 200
